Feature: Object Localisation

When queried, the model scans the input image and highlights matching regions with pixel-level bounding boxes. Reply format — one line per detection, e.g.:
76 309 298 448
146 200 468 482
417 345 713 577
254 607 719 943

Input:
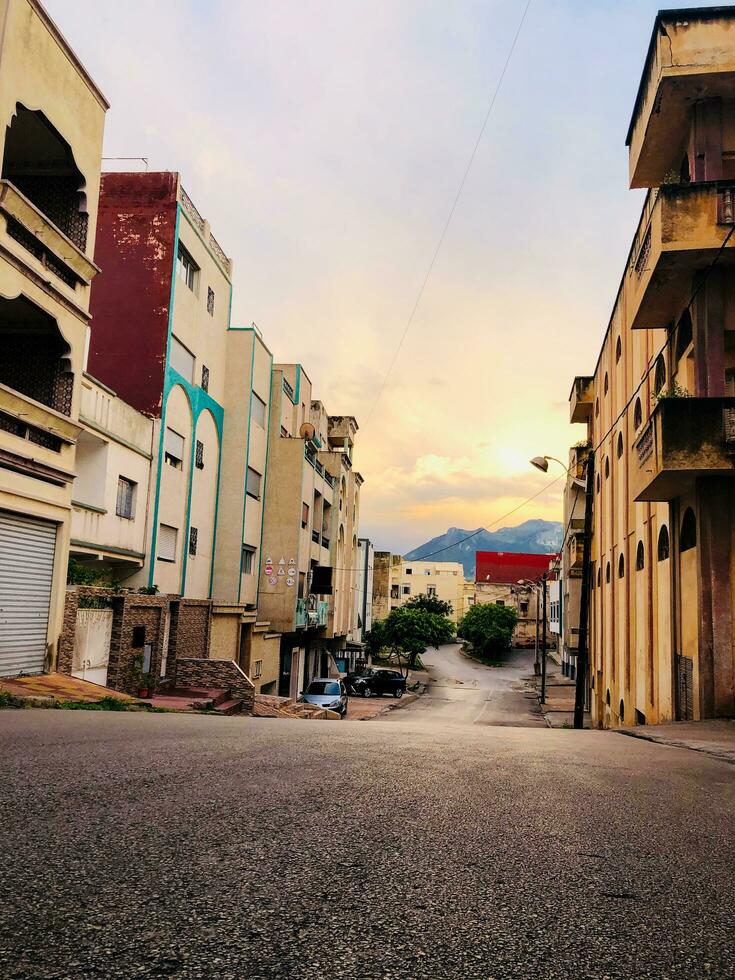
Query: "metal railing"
295 598 307 627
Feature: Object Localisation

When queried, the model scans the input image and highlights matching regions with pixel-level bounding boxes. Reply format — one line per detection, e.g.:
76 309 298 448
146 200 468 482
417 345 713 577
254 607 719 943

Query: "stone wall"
167 599 212 677
175 658 255 712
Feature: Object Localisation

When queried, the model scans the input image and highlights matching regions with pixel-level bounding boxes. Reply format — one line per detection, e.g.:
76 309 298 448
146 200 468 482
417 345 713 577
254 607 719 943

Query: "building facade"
0 0 107 678
568 8 735 727
474 551 558 647
386 559 465 623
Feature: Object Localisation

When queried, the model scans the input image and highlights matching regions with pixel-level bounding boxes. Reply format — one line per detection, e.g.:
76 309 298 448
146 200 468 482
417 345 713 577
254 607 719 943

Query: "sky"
46 0 716 554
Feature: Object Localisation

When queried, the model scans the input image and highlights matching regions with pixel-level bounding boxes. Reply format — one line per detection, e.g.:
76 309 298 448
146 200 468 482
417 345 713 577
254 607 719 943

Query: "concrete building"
351 537 374 646
256 365 363 697
568 8 735 727
557 445 588 679
371 551 398 623
387 559 465 623
474 551 558 647
0 0 107 678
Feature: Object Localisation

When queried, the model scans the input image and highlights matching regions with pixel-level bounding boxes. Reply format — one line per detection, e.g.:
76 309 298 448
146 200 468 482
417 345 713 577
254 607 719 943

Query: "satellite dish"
299 422 316 441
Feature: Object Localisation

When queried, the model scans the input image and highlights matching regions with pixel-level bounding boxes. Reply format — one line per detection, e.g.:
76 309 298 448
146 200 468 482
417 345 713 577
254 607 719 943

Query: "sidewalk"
524 665 592 729
617 720 735 766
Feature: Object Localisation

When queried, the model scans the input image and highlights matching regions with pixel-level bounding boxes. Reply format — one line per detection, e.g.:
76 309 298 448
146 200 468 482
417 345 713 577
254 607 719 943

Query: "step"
213 698 244 716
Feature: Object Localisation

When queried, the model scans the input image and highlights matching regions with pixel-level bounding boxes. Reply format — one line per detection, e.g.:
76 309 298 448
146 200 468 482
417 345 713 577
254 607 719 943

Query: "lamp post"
516 578 540 675
530 451 592 729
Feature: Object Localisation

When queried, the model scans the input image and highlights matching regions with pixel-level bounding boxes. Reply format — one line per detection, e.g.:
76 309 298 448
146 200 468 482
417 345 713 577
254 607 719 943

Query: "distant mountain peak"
404 518 563 578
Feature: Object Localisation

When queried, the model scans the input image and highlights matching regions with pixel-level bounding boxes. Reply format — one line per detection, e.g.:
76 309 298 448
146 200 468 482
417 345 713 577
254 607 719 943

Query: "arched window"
618 553 625 578
680 507 697 552
636 541 645 570
604 457 610 479
596 473 601 494
597 567 601 588
657 525 670 562
615 337 622 363
606 689 611 706
675 310 693 362
604 372 609 395
633 397 642 430
654 355 667 395
595 397 599 418
616 432 624 459
619 699 625 722
605 561 611 584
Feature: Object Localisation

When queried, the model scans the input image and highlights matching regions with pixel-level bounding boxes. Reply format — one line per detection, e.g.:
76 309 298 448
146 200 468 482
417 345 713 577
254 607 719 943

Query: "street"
387 641 546 728
1 698 734 979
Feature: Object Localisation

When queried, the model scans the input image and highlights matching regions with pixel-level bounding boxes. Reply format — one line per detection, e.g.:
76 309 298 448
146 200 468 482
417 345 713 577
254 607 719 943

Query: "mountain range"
404 519 563 578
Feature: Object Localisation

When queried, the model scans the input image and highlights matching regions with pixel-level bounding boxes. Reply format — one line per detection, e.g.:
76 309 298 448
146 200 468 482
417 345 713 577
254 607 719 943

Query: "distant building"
388 559 465 623
474 551 559 647
352 538 374 646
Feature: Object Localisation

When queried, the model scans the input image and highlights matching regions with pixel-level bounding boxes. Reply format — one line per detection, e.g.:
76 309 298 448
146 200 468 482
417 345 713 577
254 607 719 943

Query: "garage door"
0 511 57 677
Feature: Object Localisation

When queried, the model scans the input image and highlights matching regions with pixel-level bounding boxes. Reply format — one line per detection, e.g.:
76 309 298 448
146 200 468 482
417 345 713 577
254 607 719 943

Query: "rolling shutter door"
0 511 56 676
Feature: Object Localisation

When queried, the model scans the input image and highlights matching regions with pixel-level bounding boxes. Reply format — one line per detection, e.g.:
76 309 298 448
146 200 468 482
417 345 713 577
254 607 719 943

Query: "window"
252 393 267 428
520 600 529 614
158 523 177 562
302 502 310 529
207 286 215 316
596 473 600 494
654 355 667 395
195 439 204 469
496 599 505 607
616 432 624 459
170 335 194 382
177 243 198 292
201 365 209 392
633 397 642 430
595 397 599 417
280 425 288 438
405 567 412 575
116 477 136 519
680 508 697 552
165 427 184 469
189 526 198 557
402 585 411 595
636 541 645 570
605 562 611 583
605 456 610 479
604 372 609 395
246 467 262 498
676 310 692 361
657 525 670 562
427 586 437 597
253 660 263 679
131 626 146 648
618 553 625 578
596 568 601 587
241 545 256 574
615 337 622 363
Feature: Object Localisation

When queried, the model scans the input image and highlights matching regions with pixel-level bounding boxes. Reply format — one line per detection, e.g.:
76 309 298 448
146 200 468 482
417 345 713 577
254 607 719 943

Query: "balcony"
0 179 98 290
631 397 735 502
626 10 735 188
0 382 78 485
295 598 307 628
627 183 735 331
569 376 594 424
307 601 329 629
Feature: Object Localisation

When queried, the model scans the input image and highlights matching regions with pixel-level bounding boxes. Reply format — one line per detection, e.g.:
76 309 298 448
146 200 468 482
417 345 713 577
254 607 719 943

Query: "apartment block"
568 8 735 727
474 551 557 647
388 559 465 623
0 0 107 678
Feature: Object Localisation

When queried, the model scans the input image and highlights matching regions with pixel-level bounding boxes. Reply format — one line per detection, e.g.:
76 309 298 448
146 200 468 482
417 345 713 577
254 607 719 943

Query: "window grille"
189 526 198 557
195 440 204 469
207 286 215 316
201 365 209 392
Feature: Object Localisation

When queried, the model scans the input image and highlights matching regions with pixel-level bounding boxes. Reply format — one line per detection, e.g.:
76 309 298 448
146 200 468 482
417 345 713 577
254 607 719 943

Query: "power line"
364 0 534 425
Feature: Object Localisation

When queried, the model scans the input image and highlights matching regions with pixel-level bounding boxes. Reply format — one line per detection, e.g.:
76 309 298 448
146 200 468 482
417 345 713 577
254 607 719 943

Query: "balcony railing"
283 377 295 401
631 396 735 501
306 601 329 628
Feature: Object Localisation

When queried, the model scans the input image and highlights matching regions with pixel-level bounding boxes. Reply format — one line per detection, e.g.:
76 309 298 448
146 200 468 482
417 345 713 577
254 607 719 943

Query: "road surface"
386 641 546 727
1 709 734 978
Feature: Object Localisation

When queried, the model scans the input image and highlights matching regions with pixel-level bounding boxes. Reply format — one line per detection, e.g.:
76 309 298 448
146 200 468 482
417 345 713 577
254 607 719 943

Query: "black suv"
345 668 406 699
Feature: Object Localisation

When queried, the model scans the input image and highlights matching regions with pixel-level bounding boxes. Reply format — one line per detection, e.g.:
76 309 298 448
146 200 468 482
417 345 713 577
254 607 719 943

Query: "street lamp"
516 578 540 676
530 449 595 730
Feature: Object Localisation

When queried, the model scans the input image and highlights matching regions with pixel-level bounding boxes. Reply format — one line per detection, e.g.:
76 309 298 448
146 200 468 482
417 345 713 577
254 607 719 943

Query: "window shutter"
165 428 185 461
158 524 177 561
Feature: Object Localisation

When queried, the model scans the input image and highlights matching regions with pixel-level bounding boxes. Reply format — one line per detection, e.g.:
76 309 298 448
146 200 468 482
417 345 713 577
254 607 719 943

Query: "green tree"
457 603 517 660
403 593 453 617
372 606 454 676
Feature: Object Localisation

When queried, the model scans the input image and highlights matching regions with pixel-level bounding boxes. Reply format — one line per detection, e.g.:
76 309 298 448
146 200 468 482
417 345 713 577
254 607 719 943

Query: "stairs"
147 686 246 715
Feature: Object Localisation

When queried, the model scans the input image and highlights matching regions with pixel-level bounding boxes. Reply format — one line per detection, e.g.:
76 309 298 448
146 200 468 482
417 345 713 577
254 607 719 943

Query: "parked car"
300 678 348 717
345 667 406 699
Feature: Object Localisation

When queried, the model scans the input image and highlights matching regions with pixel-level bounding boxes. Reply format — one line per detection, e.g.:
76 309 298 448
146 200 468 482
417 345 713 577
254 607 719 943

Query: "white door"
0 511 57 676
72 607 113 687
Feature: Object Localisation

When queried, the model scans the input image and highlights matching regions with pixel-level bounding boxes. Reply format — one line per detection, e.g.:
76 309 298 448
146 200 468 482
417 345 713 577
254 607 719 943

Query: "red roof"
475 551 558 585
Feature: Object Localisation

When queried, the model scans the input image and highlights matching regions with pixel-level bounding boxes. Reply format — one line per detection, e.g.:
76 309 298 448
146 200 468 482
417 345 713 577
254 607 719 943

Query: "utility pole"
574 452 595 730
540 573 548 704
534 585 540 675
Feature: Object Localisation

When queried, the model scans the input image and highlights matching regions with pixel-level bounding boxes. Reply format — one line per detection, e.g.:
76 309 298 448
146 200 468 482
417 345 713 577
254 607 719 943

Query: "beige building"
0 0 107 678
257 365 363 697
387 559 465 623
568 8 735 728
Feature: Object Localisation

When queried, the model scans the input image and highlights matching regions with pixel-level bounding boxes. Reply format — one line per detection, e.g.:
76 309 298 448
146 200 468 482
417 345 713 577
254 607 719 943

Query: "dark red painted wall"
88 172 178 418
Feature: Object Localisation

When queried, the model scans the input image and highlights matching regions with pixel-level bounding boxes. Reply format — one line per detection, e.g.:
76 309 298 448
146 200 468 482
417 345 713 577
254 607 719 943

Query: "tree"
376 606 454 676
457 603 517 660
403 593 453 617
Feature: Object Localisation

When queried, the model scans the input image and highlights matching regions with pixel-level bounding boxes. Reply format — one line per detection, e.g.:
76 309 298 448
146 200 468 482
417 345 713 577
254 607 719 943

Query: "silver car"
301 678 348 717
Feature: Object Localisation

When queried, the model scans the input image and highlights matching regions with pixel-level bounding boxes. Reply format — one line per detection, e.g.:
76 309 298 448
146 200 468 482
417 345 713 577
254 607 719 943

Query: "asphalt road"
387 641 546 728
2 709 734 979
